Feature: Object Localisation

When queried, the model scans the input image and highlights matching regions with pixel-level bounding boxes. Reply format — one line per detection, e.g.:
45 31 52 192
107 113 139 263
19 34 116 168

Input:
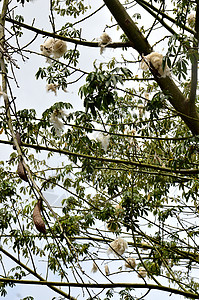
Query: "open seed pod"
33 198 46 234
13 132 22 150
17 160 28 182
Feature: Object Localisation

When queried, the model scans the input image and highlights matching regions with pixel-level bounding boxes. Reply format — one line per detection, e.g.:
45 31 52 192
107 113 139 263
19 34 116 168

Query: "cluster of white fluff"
98 32 112 54
125 257 136 269
140 52 170 78
96 132 110 152
46 83 58 95
107 238 128 256
187 13 195 28
138 266 147 278
50 109 66 134
40 38 67 60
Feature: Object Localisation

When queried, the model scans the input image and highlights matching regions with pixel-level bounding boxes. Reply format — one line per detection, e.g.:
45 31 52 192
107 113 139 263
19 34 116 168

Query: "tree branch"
5 17 131 49
0 278 198 299
0 139 198 175
0 247 76 300
135 0 195 35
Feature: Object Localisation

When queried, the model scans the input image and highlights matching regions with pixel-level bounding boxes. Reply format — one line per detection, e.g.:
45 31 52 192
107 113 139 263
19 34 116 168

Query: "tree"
0 0 198 299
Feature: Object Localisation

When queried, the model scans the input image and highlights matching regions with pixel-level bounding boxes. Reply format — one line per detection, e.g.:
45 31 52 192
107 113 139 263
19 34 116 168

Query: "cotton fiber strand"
107 238 128 256
140 52 170 78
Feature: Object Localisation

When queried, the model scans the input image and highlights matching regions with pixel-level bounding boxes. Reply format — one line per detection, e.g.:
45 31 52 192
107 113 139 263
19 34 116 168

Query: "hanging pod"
33 198 46 234
17 160 28 182
13 132 22 150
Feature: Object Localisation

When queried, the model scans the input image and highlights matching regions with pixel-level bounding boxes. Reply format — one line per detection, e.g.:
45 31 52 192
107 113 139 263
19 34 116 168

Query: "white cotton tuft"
104 264 110 276
40 38 67 60
107 238 128 256
99 33 112 45
98 32 112 54
40 38 54 57
53 39 67 58
46 83 58 95
96 132 110 152
125 257 136 269
138 266 147 278
91 262 98 273
50 109 66 134
187 13 195 28
140 52 170 78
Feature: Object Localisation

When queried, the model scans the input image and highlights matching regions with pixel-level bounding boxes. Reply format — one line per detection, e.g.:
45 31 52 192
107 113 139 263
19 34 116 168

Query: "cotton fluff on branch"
40 38 67 60
187 13 196 28
96 132 110 152
125 257 136 269
138 266 147 278
46 83 58 95
40 38 54 57
140 52 170 78
98 32 112 54
53 39 67 58
107 238 128 256
50 109 66 134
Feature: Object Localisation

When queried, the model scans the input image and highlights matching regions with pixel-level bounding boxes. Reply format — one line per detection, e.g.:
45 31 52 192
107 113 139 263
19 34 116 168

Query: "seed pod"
33 198 46 234
104 264 110 276
13 132 22 150
17 160 28 182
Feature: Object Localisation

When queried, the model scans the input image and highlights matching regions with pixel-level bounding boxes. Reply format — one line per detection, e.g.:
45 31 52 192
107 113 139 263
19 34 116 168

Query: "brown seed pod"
17 160 28 182
13 132 22 150
33 198 46 234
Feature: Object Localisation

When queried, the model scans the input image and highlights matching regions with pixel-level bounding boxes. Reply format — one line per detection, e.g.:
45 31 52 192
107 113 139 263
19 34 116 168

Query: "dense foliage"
0 0 199 299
